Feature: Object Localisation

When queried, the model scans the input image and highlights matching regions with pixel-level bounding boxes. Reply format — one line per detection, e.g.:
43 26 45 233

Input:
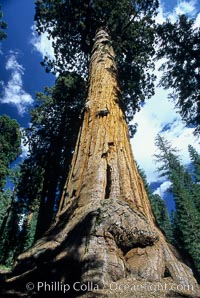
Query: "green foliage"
0 4 7 40
137 165 173 243
150 193 174 243
0 190 11 227
0 116 22 265
0 197 21 266
188 145 200 183
155 134 200 276
0 115 21 191
17 72 86 240
157 15 200 135
35 0 159 121
188 145 200 213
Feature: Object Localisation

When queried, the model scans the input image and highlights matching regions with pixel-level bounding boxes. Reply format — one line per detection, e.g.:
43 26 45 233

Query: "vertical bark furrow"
105 163 112 199
4 28 199 298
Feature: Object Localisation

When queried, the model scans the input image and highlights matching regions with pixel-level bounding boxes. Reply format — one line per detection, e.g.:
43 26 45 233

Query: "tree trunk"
2 28 199 298
35 110 66 240
0 188 15 240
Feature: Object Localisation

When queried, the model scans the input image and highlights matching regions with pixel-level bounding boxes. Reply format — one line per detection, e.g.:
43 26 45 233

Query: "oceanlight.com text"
109 281 194 293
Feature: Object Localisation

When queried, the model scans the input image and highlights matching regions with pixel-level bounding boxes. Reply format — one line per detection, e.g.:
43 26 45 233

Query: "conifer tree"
0 115 21 266
0 190 12 235
0 115 21 191
0 115 21 237
155 134 200 277
16 72 86 242
188 145 200 183
34 0 158 122
138 166 173 243
188 145 200 213
2 2 199 297
150 193 174 243
0 192 22 267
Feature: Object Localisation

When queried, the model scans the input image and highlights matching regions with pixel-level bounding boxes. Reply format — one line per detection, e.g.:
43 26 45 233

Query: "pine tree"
150 194 174 244
188 145 200 213
188 145 200 183
138 166 173 243
155 134 200 278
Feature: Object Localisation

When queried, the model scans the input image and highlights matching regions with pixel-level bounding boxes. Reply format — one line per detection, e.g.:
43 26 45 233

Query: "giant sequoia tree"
2 1 199 297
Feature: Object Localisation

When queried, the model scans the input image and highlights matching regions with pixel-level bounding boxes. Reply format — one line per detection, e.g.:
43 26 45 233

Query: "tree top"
35 0 159 121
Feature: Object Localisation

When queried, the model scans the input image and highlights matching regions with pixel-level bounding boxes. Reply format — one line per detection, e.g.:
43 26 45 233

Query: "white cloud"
5 53 24 72
0 53 34 115
29 1 200 195
155 3 166 24
131 76 199 183
174 0 197 16
168 0 198 22
30 25 79 76
194 12 200 27
131 1 200 186
30 25 55 60
153 181 172 197
20 143 29 159
20 137 29 159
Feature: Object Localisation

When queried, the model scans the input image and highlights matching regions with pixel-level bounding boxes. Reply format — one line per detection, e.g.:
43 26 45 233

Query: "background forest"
0 0 200 284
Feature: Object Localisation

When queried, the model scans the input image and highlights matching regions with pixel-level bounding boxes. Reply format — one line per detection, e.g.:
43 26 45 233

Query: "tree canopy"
35 0 159 121
157 15 200 135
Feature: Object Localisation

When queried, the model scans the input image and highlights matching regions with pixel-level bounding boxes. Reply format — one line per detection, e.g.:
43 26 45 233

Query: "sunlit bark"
3 28 199 298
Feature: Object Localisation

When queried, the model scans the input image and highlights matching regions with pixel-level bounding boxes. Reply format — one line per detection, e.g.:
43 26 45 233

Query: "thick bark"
1 29 199 297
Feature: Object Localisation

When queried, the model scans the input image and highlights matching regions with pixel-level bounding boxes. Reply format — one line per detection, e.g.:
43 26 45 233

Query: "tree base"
0 199 199 297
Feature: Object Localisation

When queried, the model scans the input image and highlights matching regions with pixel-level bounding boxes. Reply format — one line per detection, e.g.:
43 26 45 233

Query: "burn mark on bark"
164 267 171 278
101 152 108 158
96 109 110 117
108 142 114 147
71 189 77 198
105 164 112 199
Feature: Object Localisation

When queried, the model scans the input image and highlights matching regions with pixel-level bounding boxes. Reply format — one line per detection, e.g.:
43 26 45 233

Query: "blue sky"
0 0 55 127
0 0 200 208
131 0 200 198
